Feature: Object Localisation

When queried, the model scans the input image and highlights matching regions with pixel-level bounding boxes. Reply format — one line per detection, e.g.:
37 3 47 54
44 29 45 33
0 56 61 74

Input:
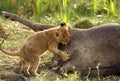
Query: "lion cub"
0 22 70 76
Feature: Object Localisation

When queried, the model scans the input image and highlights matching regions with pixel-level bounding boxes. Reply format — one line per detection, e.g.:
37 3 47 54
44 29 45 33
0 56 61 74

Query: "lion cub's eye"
55 32 59 37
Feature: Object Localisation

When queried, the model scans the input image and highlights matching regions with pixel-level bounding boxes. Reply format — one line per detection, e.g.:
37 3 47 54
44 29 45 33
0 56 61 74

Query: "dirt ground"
0 56 25 81
0 53 55 81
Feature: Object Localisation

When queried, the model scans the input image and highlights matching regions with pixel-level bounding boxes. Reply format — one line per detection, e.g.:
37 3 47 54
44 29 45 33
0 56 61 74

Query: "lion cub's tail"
0 40 20 56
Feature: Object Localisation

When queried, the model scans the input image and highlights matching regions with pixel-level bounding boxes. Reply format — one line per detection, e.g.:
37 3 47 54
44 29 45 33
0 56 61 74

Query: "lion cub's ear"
60 22 72 29
60 22 66 27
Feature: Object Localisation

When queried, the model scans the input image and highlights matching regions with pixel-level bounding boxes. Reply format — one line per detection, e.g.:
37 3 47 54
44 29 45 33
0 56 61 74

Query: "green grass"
0 0 119 21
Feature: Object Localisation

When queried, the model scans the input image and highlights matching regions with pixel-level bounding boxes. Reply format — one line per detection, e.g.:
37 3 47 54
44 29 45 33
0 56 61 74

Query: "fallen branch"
1 11 56 32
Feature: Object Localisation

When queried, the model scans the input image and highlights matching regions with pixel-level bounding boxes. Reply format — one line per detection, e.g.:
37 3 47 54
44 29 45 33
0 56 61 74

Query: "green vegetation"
0 0 120 23
0 0 120 81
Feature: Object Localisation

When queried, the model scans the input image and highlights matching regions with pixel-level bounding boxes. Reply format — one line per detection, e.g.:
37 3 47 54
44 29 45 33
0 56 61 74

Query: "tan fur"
0 22 70 76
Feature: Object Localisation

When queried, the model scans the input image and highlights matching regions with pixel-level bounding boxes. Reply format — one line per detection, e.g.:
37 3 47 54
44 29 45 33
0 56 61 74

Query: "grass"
36 0 41 16
92 0 117 16
0 0 119 21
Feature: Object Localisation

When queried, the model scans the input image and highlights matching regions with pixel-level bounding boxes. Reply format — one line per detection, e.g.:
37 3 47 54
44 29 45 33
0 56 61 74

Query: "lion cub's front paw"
62 52 70 61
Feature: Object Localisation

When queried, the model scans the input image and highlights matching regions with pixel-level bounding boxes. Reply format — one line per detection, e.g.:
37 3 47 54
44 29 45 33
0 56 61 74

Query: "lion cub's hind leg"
29 56 40 76
21 60 30 76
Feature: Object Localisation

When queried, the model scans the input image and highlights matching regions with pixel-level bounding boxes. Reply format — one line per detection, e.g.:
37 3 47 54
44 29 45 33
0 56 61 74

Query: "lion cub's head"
55 22 70 45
